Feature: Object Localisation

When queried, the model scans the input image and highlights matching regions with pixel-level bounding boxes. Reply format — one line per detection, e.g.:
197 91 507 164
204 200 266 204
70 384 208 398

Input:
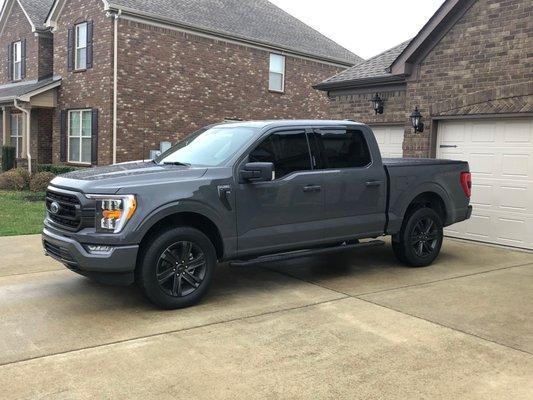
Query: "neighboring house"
0 0 361 169
315 0 532 250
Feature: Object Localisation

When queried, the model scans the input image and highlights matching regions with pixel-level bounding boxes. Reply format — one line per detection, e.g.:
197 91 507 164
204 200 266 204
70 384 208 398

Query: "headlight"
86 194 137 233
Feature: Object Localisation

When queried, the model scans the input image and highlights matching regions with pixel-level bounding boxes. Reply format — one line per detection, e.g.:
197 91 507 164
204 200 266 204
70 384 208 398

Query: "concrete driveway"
0 235 532 399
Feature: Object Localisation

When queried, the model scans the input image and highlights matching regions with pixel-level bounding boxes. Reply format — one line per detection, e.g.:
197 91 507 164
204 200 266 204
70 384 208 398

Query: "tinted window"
249 130 311 179
316 129 371 169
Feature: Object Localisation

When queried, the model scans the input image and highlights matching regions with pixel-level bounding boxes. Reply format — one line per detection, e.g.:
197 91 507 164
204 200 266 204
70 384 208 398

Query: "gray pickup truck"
42 120 472 309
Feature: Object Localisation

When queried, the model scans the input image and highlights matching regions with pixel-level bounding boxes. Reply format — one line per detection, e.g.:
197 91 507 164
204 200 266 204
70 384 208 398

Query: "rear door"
235 129 326 255
312 127 387 241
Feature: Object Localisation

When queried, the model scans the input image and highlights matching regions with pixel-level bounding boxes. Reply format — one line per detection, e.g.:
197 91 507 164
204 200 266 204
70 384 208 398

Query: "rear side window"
315 129 371 169
249 130 311 179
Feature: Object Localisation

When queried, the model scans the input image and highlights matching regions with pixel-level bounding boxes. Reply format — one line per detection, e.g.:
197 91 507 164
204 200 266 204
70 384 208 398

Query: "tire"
392 207 443 267
137 227 217 309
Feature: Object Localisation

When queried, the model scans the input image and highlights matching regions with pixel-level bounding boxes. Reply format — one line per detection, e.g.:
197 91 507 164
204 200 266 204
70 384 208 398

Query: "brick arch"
430 82 532 116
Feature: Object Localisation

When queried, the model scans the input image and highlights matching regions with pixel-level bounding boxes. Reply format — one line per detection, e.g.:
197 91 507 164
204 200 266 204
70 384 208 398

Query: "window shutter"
21 39 26 79
60 110 67 162
91 108 99 164
67 27 74 71
86 21 94 69
7 43 13 81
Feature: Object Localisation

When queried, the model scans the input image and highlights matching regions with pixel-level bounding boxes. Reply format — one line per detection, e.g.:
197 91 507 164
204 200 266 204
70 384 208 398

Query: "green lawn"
0 191 46 236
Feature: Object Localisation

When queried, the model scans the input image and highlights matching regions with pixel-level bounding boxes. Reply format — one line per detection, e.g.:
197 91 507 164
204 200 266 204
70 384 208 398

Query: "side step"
230 240 385 267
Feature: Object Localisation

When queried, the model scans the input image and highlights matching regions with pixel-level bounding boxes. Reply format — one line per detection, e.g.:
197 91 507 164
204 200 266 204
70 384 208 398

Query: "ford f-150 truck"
42 120 472 309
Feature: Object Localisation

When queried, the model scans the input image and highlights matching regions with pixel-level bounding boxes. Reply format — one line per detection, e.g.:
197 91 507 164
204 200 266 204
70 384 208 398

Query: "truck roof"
215 120 365 129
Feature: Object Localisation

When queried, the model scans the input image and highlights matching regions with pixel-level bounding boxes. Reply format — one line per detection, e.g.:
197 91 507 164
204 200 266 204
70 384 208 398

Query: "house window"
75 22 88 70
13 41 22 80
10 114 24 158
269 54 285 92
68 110 92 164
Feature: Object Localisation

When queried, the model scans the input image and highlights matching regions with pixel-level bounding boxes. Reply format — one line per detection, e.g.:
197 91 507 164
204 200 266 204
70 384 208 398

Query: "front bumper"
42 228 139 274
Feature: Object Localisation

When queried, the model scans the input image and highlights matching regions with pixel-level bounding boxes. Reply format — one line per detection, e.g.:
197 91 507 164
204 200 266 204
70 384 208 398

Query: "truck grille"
43 240 76 265
46 189 95 232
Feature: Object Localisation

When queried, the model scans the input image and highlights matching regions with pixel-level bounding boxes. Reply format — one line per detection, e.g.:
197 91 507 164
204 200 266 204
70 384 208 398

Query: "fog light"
87 245 113 254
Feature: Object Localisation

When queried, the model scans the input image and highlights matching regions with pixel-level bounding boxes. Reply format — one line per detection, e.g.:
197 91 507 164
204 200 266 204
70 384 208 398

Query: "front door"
235 129 325 255
312 127 387 241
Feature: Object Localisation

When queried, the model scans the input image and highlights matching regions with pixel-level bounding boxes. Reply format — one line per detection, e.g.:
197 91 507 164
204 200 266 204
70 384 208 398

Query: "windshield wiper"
162 161 191 167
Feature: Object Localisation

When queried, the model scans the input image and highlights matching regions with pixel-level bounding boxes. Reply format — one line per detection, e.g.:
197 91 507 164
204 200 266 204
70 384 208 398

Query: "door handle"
366 181 383 187
439 145 458 148
303 185 321 193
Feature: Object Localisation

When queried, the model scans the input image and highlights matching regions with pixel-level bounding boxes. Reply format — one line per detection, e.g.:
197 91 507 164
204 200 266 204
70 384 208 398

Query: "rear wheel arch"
404 191 448 224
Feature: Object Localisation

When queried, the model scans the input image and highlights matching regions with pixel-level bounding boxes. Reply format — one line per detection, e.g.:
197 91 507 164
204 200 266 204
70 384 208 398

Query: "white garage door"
437 118 533 250
371 125 404 158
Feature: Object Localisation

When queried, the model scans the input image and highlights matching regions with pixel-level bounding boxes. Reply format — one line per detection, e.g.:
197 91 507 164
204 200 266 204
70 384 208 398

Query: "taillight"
461 172 472 198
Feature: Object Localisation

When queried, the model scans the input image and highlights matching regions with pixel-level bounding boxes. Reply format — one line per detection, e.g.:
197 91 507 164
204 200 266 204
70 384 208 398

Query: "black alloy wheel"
410 217 440 258
156 241 207 297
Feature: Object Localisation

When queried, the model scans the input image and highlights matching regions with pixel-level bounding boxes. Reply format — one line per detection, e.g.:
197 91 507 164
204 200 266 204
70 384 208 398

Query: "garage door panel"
371 126 404 158
438 118 533 250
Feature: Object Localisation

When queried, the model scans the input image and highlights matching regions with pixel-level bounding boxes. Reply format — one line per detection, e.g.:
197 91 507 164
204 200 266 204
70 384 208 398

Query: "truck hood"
50 161 208 194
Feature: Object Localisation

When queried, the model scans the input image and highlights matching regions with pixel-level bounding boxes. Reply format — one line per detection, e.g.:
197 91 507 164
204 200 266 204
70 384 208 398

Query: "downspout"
13 99 31 174
1 106 6 146
112 10 121 165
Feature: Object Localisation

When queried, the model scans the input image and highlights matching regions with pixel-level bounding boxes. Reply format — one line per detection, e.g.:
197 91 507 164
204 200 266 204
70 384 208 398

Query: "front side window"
249 130 312 179
157 126 259 167
269 54 285 92
13 41 22 80
68 110 92 164
10 114 23 158
315 129 371 169
75 22 88 70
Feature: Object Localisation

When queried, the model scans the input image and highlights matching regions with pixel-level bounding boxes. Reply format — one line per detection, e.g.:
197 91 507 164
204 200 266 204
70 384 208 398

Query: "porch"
0 77 61 172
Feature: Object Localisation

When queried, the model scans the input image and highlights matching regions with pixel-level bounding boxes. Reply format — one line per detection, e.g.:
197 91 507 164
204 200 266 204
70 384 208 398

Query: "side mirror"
240 162 274 183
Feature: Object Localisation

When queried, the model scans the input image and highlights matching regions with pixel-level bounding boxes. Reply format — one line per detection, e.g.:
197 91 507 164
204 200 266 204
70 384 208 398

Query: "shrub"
0 170 25 191
29 171 56 193
38 164 81 175
13 168 31 189
1 146 16 171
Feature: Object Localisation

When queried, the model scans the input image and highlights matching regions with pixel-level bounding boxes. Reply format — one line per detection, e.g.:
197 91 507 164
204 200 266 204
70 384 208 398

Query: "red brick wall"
116 19 344 162
51 0 113 165
0 1 38 84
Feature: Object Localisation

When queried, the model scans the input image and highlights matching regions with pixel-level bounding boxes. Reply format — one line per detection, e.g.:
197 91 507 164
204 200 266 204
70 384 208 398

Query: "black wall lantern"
371 93 384 115
410 106 424 133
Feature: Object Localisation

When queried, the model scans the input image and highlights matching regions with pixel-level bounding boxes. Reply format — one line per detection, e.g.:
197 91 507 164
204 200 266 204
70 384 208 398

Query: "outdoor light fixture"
371 93 384 115
410 106 424 133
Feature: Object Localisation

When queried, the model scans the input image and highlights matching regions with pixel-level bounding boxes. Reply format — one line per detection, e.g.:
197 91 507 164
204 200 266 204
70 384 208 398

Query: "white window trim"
13 41 22 81
10 114 24 158
269 53 285 93
75 22 88 71
67 109 92 164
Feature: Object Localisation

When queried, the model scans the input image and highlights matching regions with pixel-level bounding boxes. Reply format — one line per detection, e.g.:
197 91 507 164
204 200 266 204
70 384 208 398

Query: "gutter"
313 75 407 92
112 9 121 165
13 99 31 173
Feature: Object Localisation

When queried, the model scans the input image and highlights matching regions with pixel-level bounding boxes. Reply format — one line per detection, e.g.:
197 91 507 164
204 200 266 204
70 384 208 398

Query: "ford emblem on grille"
50 201 60 215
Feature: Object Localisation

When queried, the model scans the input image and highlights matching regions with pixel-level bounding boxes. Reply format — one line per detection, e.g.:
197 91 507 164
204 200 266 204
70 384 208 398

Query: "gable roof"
316 0 480 91
315 40 411 90
0 76 61 104
19 0 55 30
0 0 55 33
102 0 362 66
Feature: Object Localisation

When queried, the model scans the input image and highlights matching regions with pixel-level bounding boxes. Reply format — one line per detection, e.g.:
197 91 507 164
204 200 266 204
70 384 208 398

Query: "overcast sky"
0 0 445 60
269 0 445 59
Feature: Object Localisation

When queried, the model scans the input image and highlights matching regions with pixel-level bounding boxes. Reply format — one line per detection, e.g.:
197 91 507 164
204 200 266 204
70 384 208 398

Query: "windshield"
156 126 259 167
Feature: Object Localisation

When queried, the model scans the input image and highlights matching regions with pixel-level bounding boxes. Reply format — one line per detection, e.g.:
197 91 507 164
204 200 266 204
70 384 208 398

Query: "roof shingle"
107 0 362 65
19 0 55 30
317 40 411 88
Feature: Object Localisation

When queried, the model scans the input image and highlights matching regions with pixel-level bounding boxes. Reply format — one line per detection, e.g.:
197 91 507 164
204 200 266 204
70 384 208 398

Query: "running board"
230 240 385 267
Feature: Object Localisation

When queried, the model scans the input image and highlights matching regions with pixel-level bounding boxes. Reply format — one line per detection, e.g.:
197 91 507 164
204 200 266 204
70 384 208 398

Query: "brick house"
0 0 361 170
315 0 533 250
